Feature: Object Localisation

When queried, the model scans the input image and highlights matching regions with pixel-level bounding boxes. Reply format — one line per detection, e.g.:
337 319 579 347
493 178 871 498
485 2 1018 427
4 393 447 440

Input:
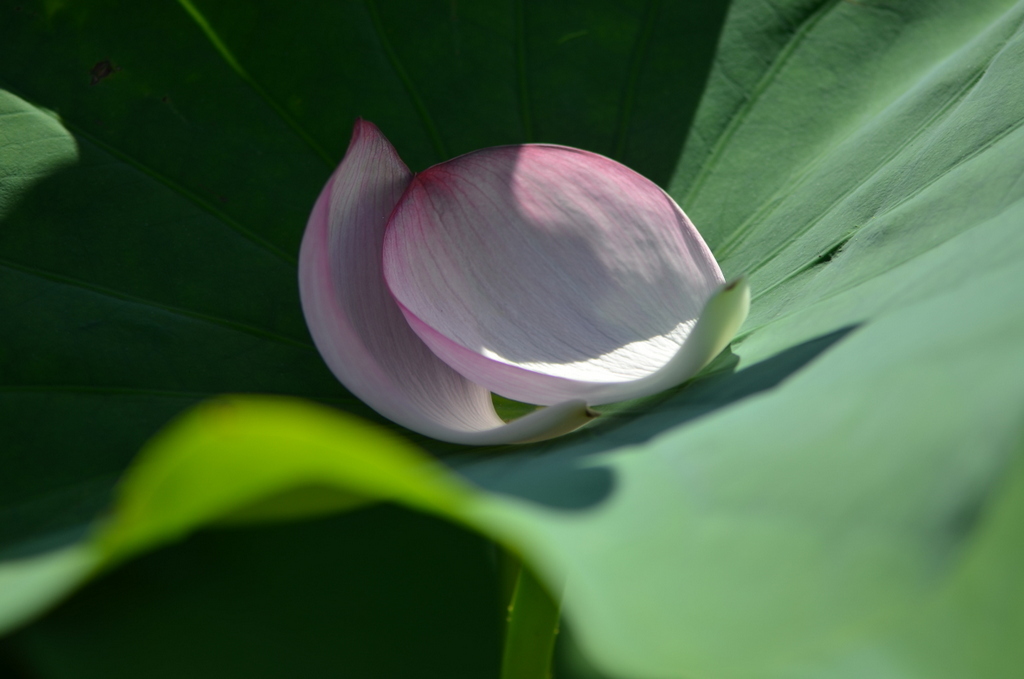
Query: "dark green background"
0 1 727 676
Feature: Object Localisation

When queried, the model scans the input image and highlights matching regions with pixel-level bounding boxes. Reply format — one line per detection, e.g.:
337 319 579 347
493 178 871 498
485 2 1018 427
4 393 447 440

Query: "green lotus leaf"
2 0 1023 677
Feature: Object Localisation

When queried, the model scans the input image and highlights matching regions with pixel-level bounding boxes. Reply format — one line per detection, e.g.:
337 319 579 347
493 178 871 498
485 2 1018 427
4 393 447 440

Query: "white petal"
299 122 595 444
383 144 729 405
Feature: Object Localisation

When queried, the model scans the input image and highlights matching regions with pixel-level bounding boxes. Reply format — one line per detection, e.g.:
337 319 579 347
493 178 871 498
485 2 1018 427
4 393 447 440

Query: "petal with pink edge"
298 121 595 444
383 145 742 405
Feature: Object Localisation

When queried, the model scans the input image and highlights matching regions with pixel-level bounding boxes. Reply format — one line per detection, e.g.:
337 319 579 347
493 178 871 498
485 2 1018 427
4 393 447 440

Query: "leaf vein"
737 12 1024 278
64 121 298 266
722 66 989 264
514 0 534 142
365 0 448 160
0 385 360 407
681 0 842 207
611 0 663 160
0 258 317 352
737 185 1024 345
175 0 337 168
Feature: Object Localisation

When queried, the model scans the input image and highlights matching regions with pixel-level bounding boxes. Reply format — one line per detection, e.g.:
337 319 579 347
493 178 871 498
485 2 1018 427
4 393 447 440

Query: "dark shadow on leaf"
0 642 34 679
4 506 503 679
0 154 358 555
451 325 858 510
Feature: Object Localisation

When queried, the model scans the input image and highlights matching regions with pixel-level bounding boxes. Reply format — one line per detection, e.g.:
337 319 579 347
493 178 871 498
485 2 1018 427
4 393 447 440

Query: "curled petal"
400 276 750 406
383 145 732 405
299 121 595 444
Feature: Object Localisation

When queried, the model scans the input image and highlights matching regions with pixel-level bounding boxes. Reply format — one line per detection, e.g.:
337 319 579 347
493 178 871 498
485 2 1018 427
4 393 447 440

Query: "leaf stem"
501 559 561 679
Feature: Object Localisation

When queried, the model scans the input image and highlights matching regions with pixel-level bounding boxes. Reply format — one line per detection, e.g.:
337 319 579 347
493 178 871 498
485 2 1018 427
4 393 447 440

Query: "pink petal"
383 145 731 405
299 121 595 444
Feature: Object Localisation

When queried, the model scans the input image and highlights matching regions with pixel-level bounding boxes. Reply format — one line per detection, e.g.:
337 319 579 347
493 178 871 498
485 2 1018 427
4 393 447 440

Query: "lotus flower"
298 120 749 445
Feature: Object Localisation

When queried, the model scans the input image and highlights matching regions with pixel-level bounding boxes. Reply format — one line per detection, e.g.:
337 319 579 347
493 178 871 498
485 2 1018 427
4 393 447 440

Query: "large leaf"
0 0 729 676
4 0 1024 678
0 0 726 550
